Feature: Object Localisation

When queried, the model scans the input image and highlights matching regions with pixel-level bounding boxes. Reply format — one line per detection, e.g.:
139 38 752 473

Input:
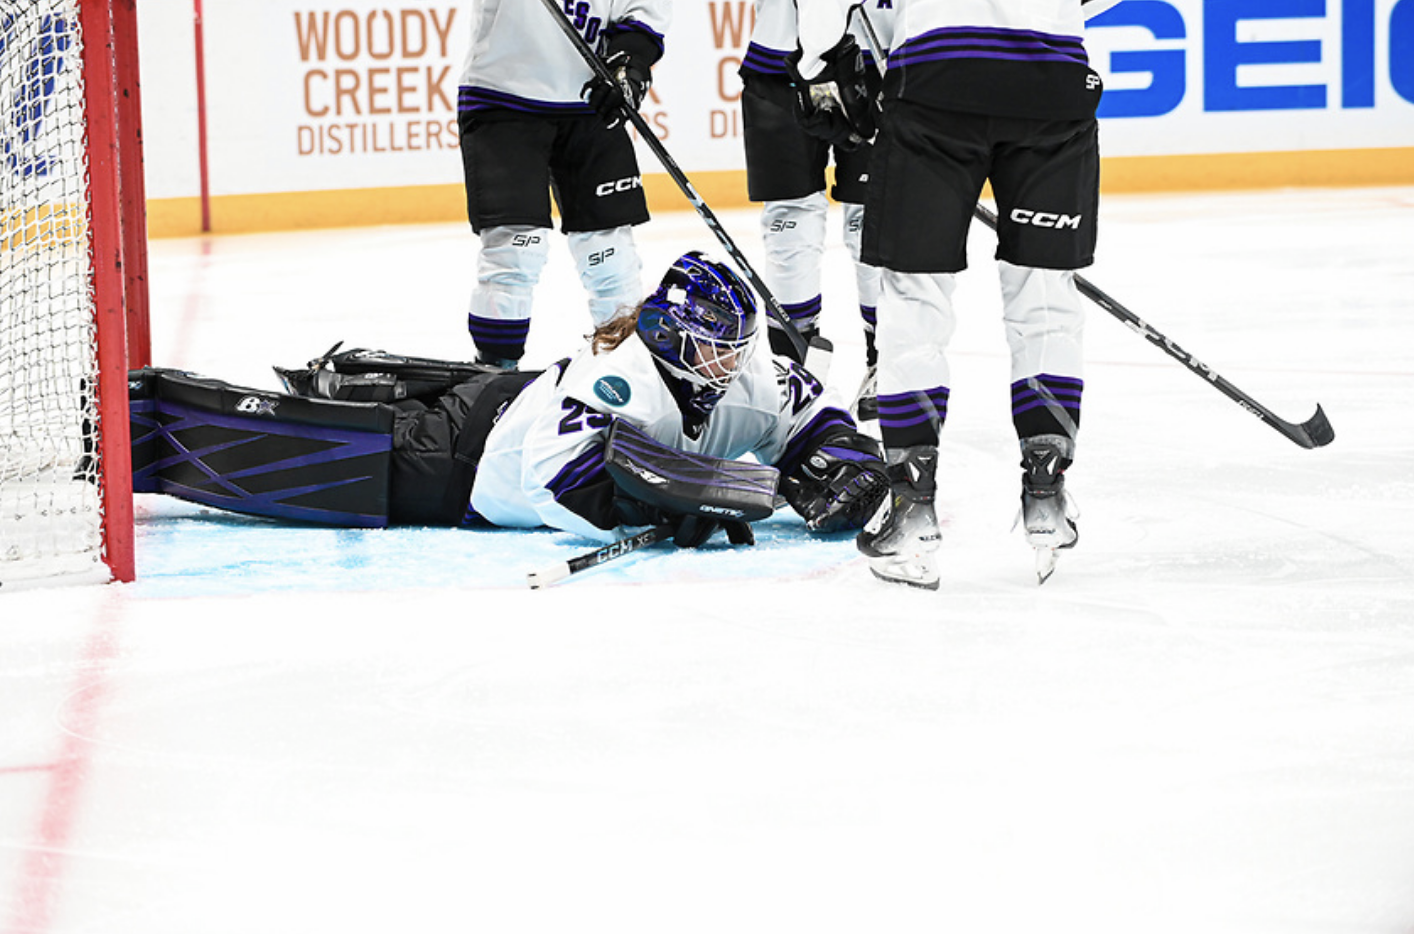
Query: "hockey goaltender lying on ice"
127 252 892 581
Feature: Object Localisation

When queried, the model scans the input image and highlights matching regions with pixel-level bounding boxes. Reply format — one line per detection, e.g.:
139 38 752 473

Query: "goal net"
1 0 138 588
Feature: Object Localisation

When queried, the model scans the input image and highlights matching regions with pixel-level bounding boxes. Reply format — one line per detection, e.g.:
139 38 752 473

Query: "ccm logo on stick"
1010 209 1083 229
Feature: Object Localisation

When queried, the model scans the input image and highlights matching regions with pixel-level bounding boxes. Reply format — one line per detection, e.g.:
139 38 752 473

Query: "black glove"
668 514 755 549
613 496 754 548
785 36 877 150
781 430 889 532
582 50 651 129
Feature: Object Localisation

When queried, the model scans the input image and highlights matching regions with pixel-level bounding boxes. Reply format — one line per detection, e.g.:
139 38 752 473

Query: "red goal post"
0 0 149 588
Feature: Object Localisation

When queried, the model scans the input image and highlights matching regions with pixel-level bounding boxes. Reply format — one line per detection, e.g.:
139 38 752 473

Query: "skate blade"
868 555 940 591
1035 547 1059 585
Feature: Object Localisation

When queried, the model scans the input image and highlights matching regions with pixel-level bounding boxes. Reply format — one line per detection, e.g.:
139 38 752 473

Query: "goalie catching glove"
781 428 889 533
785 36 877 150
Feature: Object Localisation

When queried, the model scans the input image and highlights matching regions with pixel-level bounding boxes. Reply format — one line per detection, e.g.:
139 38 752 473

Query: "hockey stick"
1022 219 1334 448
847 5 1334 450
526 525 673 589
533 0 832 380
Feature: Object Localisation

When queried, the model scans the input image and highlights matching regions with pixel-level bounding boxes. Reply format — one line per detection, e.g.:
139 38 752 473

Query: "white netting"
0 0 107 587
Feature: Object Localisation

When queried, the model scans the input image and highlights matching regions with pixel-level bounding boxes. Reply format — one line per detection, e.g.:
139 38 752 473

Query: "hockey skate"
856 446 941 590
850 364 878 425
273 341 344 396
274 350 401 403
1016 434 1078 584
474 351 519 371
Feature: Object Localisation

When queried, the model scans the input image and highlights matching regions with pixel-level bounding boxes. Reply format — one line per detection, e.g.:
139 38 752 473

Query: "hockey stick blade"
1293 404 1335 449
526 525 674 589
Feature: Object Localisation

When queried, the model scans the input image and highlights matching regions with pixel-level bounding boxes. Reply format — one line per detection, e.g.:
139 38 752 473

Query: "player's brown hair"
590 305 642 355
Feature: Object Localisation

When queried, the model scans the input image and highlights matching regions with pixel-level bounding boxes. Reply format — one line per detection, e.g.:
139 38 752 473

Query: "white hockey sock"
761 193 828 328
468 225 552 361
568 226 643 326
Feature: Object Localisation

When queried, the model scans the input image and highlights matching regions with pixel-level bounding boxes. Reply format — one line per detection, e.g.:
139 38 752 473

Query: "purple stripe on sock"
877 387 950 430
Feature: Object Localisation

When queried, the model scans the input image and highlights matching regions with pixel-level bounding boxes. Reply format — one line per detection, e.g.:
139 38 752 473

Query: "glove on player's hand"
583 50 651 130
613 497 754 548
781 430 889 533
668 514 755 548
785 36 876 150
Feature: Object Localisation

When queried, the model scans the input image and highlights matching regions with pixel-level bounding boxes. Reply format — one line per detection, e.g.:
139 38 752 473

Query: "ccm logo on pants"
595 176 643 196
1010 209 1083 229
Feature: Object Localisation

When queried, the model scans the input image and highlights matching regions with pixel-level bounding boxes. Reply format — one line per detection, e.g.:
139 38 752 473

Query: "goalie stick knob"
526 563 572 590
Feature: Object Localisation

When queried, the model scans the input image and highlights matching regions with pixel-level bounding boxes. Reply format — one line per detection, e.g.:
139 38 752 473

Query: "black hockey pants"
388 370 540 526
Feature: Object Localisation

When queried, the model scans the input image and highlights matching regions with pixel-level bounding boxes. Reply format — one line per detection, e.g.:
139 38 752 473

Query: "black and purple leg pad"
129 368 394 527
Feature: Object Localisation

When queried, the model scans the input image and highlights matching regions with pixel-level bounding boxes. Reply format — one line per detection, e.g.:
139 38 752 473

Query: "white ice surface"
2 188 1413 934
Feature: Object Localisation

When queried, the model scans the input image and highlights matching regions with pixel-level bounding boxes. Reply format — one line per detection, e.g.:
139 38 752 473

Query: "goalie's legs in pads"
130 367 539 528
129 368 396 526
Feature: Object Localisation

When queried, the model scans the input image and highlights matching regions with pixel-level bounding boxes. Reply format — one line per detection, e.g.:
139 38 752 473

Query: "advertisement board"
131 0 1414 235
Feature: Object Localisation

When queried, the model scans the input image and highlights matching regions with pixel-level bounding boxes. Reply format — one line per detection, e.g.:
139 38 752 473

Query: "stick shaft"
534 0 812 365
526 526 673 588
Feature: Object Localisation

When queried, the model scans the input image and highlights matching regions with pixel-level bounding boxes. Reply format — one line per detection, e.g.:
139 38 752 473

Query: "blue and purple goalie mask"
637 252 759 414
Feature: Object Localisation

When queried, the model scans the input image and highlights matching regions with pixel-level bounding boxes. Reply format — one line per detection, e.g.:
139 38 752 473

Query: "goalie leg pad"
129 368 395 527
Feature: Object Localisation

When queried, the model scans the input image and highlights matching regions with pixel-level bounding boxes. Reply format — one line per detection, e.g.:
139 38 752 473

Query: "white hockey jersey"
796 0 1123 120
740 0 894 78
469 335 856 543
458 0 671 115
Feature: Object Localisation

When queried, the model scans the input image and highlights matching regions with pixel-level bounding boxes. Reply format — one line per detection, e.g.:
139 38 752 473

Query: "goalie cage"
0 0 150 588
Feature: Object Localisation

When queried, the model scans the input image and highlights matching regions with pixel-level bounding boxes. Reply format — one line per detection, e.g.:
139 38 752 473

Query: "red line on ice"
5 607 121 934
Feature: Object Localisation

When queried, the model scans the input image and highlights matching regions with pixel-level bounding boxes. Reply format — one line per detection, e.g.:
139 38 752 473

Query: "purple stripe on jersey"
892 26 1089 68
740 43 791 75
877 386 950 431
604 19 666 53
777 408 855 475
458 86 591 116
547 446 607 503
605 19 664 54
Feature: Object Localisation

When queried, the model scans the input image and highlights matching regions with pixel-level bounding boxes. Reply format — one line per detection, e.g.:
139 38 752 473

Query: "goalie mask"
637 252 759 428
